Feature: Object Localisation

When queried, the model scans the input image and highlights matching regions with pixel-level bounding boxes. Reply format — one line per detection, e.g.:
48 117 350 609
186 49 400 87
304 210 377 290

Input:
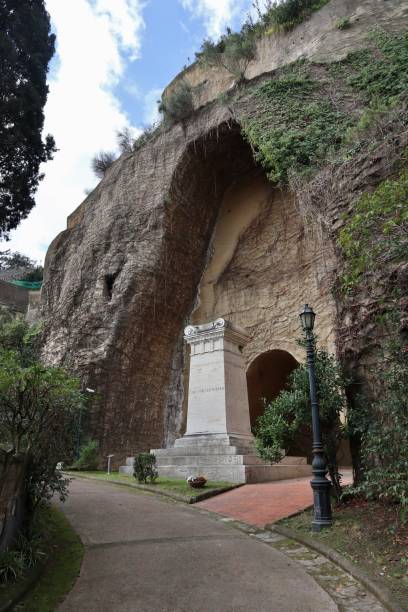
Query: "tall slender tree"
0 0 56 239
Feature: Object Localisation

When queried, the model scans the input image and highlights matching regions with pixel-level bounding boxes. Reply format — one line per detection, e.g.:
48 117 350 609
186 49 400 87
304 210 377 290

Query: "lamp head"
299 304 316 332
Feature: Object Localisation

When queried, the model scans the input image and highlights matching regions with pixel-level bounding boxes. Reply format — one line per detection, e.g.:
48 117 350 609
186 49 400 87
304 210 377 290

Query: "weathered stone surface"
41 0 408 466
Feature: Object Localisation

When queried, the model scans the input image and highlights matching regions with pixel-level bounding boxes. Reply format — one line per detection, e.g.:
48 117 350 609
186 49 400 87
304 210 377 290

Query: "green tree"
0 250 35 270
0 319 86 515
255 338 349 498
0 0 56 238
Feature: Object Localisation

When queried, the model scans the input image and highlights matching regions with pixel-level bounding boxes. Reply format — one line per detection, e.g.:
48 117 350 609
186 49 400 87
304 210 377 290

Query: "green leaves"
355 335 408 517
0 0 56 238
255 339 348 464
0 318 86 509
338 170 408 292
133 453 158 484
241 75 351 183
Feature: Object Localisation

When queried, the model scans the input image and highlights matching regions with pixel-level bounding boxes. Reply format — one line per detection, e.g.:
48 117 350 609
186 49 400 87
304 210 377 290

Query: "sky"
4 0 261 264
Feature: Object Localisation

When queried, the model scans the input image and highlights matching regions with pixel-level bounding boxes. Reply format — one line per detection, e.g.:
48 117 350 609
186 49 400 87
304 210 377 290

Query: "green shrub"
133 124 159 151
91 151 116 179
335 17 351 30
354 334 408 518
159 80 194 125
72 439 99 471
22 266 43 282
0 531 44 583
196 28 256 81
255 336 348 497
0 319 86 511
342 30 408 102
261 0 330 32
133 453 158 484
241 75 350 183
338 169 408 292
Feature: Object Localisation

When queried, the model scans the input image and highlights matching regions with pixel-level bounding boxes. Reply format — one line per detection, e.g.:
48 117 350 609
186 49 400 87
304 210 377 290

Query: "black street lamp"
299 304 333 532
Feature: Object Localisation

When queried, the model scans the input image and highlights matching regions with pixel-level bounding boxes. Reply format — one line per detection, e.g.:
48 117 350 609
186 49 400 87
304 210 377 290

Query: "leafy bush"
196 28 256 81
133 453 158 484
0 530 44 583
91 151 116 179
72 439 99 471
335 17 350 30
341 30 408 103
0 316 42 366
259 0 330 32
0 319 86 511
338 170 408 292
133 124 159 151
354 335 408 518
22 266 43 282
159 80 194 125
116 127 134 154
256 337 348 497
241 75 350 183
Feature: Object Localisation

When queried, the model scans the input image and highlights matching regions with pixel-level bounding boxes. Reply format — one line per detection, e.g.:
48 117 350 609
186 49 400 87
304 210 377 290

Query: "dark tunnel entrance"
246 349 298 430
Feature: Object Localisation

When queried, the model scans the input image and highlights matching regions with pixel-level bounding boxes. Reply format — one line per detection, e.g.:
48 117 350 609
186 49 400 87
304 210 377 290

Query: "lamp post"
299 304 332 532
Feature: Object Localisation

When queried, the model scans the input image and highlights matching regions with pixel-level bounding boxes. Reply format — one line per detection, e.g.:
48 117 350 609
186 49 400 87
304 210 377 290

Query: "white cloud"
180 0 250 40
4 0 145 263
95 0 145 61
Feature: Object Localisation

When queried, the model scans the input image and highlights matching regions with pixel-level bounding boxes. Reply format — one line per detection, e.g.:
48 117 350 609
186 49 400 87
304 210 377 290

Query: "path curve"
56 478 337 612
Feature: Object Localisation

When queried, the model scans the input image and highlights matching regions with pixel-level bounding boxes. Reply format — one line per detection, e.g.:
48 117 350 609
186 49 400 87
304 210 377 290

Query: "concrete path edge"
65 472 243 504
268 523 404 612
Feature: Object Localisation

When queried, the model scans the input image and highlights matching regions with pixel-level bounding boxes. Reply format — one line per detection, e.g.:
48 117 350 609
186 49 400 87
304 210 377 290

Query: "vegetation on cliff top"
239 30 408 185
195 0 330 79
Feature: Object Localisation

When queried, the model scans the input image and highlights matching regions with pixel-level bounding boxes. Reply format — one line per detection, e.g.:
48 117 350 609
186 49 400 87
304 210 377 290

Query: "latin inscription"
190 385 225 394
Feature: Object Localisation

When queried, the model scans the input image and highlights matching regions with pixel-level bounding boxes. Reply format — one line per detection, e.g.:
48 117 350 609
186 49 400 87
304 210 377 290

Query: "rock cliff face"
41 0 408 465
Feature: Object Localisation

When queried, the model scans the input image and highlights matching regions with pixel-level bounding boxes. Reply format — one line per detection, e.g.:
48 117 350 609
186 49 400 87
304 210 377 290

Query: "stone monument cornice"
184 318 250 347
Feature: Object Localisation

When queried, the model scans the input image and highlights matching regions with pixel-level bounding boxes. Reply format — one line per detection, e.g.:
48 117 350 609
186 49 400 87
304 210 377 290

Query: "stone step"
154 463 312 484
151 446 253 457
174 434 255 448
125 454 307 466
154 454 265 467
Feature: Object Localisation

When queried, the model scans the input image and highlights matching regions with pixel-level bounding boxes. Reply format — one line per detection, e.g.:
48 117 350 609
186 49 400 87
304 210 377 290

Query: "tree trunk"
0 451 27 553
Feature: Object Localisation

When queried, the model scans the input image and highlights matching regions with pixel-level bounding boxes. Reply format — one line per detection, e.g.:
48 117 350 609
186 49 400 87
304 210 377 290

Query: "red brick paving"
197 471 353 528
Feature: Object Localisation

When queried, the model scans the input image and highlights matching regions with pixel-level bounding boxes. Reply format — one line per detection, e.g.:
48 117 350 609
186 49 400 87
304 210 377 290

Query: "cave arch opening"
246 349 299 430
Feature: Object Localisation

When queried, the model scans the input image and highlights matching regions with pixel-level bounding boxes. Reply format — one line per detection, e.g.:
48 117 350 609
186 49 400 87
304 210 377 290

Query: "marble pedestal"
120 319 311 483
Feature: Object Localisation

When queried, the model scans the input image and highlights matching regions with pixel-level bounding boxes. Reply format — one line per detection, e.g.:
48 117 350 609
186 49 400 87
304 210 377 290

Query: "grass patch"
0 506 83 612
66 471 237 502
279 499 408 609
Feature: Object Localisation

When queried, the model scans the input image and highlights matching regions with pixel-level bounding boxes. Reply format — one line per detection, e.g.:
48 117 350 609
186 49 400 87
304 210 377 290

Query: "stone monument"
120 318 311 483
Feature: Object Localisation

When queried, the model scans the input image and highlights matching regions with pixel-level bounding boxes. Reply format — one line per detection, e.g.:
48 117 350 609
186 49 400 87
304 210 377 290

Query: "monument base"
119 434 311 484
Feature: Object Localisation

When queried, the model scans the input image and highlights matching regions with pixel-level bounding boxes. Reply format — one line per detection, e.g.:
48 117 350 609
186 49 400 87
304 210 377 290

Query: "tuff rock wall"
41 0 408 465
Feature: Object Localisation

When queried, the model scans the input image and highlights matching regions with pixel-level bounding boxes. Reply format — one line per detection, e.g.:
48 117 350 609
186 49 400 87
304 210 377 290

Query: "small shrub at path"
133 453 158 484
73 440 99 471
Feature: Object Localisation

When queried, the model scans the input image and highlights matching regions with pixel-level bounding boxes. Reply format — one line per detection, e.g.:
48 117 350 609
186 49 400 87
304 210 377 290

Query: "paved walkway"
197 472 353 527
56 478 338 612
